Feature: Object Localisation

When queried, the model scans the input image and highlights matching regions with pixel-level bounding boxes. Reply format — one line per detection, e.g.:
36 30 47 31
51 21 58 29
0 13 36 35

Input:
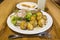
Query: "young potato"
20 21 27 30
30 20 37 27
38 18 46 27
27 23 34 30
33 20 37 27
36 12 43 21
40 18 46 25
30 20 35 25
30 15 36 21
37 16 42 21
36 12 43 17
38 20 43 27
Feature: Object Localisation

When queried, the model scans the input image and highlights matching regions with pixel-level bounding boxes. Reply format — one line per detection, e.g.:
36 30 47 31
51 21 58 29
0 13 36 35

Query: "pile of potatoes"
20 11 47 30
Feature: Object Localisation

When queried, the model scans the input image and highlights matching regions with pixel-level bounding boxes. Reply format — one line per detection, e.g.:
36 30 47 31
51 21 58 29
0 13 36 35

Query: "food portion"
10 9 47 30
20 21 27 30
21 4 35 8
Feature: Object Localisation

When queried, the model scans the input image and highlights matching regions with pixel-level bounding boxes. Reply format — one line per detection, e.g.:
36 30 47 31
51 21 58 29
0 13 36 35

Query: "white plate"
16 2 38 10
7 10 53 34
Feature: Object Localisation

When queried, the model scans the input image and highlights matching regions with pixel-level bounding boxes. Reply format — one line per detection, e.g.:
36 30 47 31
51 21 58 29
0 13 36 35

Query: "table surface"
0 0 60 40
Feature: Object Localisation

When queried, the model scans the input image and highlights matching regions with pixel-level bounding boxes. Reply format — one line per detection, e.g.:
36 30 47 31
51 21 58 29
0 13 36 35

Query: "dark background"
0 0 4 3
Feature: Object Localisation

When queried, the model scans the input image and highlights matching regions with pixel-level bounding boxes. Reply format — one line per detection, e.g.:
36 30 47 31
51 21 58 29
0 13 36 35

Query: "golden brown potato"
36 12 43 16
30 15 36 21
19 10 47 30
40 18 46 25
30 21 34 25
37 16 42 21
34 20 37 27
20 21 27 30
30 20 37 27
38 20 43 27
36 12 43 21
27 23 33 30
38 18 46 27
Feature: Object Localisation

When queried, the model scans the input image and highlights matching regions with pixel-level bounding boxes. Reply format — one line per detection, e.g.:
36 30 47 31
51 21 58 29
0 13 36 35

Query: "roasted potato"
36 12 43 16
37 16 42 21
36 12 43 21
38 18 46 27
33 20 37 27
20 21 27 30
27 23 33 30
30 15 36 21
38 20 43 27
30 20 34 25
30 20 37 27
